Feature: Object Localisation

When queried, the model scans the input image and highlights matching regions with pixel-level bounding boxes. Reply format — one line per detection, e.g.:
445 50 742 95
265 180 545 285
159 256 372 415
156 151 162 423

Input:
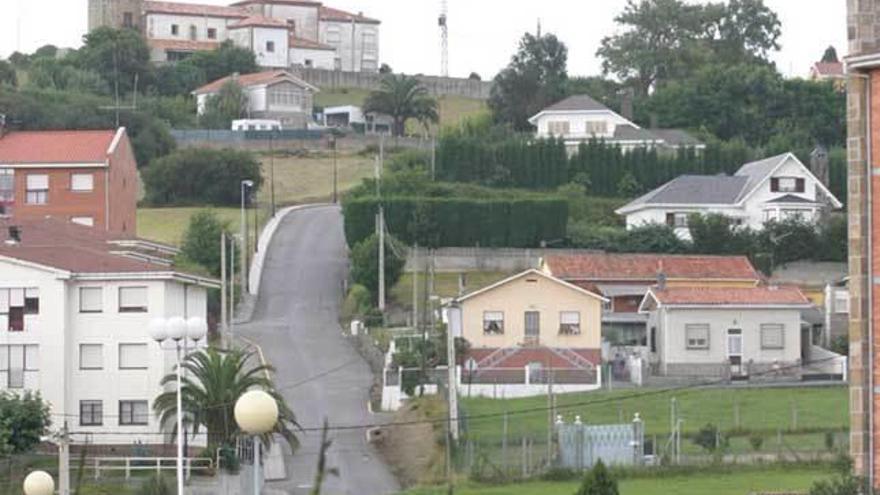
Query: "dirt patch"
374 397 446 488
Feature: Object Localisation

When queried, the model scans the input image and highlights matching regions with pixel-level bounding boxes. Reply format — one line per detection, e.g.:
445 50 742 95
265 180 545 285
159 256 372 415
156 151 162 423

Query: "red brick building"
0 128 138 235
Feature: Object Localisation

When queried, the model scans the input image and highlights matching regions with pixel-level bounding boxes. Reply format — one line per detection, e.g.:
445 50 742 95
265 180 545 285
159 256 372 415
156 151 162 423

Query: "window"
269 89 304 109
326 28 341 44
118 343 148 370
666 212 689 228
834 289 850 314
79 344 103 370
585 121 608 135
266 41 275 53
363 32 377 52
685 324 710 349
189 25 197 41
26 174 48 205
0 169 13 204
760 323 784 349
483 311 504 335
602 299 612 313
119 400 148 425
207 28 217 40
79 287 103 313
171 24 179 36
547 121 570 136
118 286 148 313
123 12 134 28
770 177 805 193
24 288 38 315
0 345 38 388
559 311 581 335
70 173 93 192
781 209 807 221
71 217 94 227
80 400 103 426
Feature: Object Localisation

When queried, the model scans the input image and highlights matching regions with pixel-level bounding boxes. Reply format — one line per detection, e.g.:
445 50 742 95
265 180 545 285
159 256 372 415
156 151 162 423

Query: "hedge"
343 196 568 248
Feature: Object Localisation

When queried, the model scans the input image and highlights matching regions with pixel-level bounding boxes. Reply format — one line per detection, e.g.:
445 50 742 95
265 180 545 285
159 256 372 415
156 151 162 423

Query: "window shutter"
770 177 779 192
9 289 23 307
119 287 148 310
71 174 94 191
119 343 148 369
80 344 103 369
795 178 805 193
26 174 48 190
80 287 103 312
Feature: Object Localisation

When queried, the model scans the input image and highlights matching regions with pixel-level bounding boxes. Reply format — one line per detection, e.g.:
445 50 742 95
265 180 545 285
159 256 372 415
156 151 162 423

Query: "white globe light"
234 390 279 434
148 318 168 342
186 317 208 341
167 316 187 341
23 471 54 495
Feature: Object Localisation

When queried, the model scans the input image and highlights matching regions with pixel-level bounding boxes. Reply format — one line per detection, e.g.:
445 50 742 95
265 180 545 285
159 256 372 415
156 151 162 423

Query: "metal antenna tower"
439 0 448 77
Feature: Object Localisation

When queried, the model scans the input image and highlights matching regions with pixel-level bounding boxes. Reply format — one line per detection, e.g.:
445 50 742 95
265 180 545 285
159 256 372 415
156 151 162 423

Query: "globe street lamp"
22 471 54 495
235 390 279 495
150 316 208 495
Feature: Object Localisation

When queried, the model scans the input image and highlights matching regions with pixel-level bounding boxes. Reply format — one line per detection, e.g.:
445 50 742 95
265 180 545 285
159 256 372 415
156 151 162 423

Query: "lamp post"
150 316 208 495
330 134 338 204
234 390 279 495
23 471 54 495
240 180 254 296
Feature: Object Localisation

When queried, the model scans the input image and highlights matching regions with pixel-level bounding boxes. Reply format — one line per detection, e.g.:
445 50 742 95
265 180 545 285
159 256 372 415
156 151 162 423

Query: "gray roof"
769 261 847 286
612 125 662 141
634 175 748 205
765 194 819 204
649 128 703 147
543 94 610 112
734 153 789 200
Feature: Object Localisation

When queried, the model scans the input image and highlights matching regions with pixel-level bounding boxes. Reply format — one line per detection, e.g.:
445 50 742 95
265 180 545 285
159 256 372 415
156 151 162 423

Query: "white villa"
616 153 843 240
528 95 704 153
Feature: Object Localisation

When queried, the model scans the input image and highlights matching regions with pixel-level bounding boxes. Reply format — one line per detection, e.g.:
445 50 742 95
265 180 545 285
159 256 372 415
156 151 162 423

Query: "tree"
200 80 249 129
468 72 481 81
364 74 438 136
142 148 262 205
153 348 300 451
350 232 406 304
27 58 109 94
489 32 568 130
178 210 229 277
76 27 152 94
619 224 689 253
574 459 619 495
379 63 393 74
128 114 177 168
688 213 755 255
185 41 258 87
821 46 839 63
0 391 51 455
8 51 30 68
0 60 17 87
33 44 60 60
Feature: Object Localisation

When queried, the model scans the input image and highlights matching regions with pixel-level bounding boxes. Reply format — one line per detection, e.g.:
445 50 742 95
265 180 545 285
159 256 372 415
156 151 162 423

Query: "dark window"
650 327 657 353
171 24 179 36
80 401 103 426
189 25 197 41
770 177 805 193
119 400 149 426
207 28 217 39
24 289 38 315
8 307 23 332
266 41 275 53
123 12 133 28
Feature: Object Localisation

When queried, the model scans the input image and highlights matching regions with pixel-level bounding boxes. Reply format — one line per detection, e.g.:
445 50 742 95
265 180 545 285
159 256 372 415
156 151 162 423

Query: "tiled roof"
812 61 844 76
144 1 247 18
648 286 811 306
0 129 117 164
319 6 381 24
544 253 761 281
192 70 315 94
231 0 320 6
230 15 289 29
148 39 221 52
290 35 335 50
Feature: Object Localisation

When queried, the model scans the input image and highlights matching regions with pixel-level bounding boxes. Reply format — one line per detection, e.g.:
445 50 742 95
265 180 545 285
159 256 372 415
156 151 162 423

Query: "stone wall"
290 67 494 100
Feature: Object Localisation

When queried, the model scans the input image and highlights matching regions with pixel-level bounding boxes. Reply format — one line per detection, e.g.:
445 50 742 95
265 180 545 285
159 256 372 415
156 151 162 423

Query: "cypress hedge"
342 196 568 248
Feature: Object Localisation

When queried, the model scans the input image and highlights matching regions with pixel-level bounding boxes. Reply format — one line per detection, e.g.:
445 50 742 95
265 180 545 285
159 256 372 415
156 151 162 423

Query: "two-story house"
541 253 763 357
616 153 844 240
0 217 218 448
0 127 138 235
528 94 704 154
193 70 318 128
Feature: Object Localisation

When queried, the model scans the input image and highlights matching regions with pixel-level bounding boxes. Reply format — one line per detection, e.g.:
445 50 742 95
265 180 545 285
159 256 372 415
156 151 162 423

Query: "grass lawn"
390 271 512 311
137 207 242 246
404 465 834 495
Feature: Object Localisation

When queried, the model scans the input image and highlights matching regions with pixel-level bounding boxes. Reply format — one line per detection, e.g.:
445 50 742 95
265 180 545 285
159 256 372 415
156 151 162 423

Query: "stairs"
548 347 596 370
475 347 519 369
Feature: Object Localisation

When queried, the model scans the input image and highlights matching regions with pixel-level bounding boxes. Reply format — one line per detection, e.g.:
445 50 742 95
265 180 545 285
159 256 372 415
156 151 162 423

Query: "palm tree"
153 348 299 451
363 74 439 137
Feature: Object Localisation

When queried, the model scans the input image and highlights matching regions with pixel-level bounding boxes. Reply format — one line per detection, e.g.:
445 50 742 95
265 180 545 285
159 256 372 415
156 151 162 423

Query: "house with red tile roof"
0 216 218 448
0 127 138 235
639 286 812 380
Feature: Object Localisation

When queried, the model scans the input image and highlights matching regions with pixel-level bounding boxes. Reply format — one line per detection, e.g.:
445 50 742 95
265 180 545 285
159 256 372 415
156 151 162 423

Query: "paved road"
238 205 400 495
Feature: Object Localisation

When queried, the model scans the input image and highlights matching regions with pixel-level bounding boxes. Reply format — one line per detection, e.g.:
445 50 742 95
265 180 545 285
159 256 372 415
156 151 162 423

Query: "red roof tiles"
144 1 248 18
230 15 290 29
649 286 810 306
0 129 117 164
544 253 762 282
319 6 380 24
812 61 844 76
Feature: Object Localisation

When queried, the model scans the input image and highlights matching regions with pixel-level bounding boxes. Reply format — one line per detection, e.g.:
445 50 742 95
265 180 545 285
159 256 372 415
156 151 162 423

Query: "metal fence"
557 421 642 469
170 129 324 144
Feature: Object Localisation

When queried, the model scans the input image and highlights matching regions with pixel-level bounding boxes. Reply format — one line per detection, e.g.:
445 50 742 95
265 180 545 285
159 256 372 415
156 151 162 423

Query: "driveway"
237 205 400 495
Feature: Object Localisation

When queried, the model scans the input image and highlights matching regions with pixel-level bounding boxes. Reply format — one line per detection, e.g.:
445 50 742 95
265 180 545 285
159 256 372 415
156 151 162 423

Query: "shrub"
138 474 173 495
574 460 619 495
177 210 230 277
0 391 51 455
692 423 727 453
142 148 262 206
342 284 373 320
350 233 406 304
748 434 764 452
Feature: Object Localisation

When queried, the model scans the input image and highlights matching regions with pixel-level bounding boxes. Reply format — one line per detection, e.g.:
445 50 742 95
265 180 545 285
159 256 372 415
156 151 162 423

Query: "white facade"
227 25 290 68
145 13 232 44
319 20 379 72
289 45 336 70
0 257 211 445
242 3 320 42
532 110 633 142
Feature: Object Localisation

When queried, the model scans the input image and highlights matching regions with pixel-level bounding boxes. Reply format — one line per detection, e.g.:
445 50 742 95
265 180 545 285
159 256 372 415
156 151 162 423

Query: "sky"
0 0 847 80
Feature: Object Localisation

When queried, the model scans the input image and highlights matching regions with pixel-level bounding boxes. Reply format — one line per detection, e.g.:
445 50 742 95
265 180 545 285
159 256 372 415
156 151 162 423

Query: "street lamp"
240 179 254 295
23 471 54 495
329 134 338 204
150 316 208 495
235 390 279 495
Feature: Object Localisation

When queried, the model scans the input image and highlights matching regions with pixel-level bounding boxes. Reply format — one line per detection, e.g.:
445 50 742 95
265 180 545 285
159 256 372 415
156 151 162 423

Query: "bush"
0 391 51 455
177 210 230 277
350 233 406 304
574 460 619 495
142 148 262 206
342 284 373 320
748 434 764 452
692 423 727 453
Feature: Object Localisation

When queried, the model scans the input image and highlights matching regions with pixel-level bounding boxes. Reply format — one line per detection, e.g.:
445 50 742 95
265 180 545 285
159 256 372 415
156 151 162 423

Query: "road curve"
238 205 400 495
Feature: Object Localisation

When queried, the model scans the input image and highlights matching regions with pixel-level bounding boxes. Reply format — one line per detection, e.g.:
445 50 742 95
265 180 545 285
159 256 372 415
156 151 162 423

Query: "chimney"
618 88 634 121
6 225 21 245
810 145 830 187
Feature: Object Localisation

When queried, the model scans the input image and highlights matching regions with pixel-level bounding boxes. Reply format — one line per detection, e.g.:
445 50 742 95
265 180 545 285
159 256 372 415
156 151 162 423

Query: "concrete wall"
146 13 233 43
290 46 336 70
319 20 379 72
289 67 494 100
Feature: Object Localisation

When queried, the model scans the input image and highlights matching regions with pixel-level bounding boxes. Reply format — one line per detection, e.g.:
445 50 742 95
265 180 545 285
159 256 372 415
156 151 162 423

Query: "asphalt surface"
238 205 400 495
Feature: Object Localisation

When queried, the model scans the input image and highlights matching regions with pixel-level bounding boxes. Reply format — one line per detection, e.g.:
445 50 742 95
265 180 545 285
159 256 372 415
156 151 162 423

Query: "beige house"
454 269 606 393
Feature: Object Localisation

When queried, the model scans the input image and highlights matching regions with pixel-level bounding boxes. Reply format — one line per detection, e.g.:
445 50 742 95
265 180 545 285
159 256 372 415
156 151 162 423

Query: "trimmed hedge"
343 196 568 248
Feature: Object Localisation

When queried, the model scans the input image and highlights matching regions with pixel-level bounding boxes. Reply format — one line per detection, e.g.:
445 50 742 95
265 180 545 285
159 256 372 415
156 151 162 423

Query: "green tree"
128 114 177 168
0 60 17 87
153 348 300 451
574 459 619 495
363 74 439 136
0 391 51 455
33 44 59 60
200 80 249 129
350 232 406 304
142 148 262 205
620 224 688 253
489 32 568 130
688 213 755 255
8 51 30 68
27 58 109 94
76 27 152 94
185 41 259 87
808 457 863 495
821 46 839 64
178 210 229 277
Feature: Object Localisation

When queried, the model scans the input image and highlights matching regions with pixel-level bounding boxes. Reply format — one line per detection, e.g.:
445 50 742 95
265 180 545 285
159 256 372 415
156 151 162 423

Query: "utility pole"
230 240 236 338
431 135 437 181
270 132 276 217
58 422 70 495
446 300 461 442
221 232 227 346
412 244 419 328
377 136 386 312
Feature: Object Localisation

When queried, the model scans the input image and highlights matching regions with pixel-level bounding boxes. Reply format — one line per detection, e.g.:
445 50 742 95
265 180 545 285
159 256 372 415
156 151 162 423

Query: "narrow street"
237 205 400 495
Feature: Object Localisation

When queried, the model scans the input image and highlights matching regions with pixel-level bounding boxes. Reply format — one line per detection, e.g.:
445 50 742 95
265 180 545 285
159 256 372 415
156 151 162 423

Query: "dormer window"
770 177 804 193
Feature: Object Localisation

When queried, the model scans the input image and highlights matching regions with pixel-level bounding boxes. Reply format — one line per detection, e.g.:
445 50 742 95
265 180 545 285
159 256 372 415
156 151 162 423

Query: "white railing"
92 456 214 480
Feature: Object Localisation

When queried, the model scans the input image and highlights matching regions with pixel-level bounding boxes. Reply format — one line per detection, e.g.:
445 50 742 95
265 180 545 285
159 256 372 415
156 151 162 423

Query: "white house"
528 95 704 153
193 70 318 129
0 217 218 448
227 15 291 68
318 6 381 72
639 286 812 380
144 1 245 63
288 36 336 70
616 153 844 240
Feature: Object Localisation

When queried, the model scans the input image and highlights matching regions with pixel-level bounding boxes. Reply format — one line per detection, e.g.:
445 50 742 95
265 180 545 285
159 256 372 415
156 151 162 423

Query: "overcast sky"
0 0 846 80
